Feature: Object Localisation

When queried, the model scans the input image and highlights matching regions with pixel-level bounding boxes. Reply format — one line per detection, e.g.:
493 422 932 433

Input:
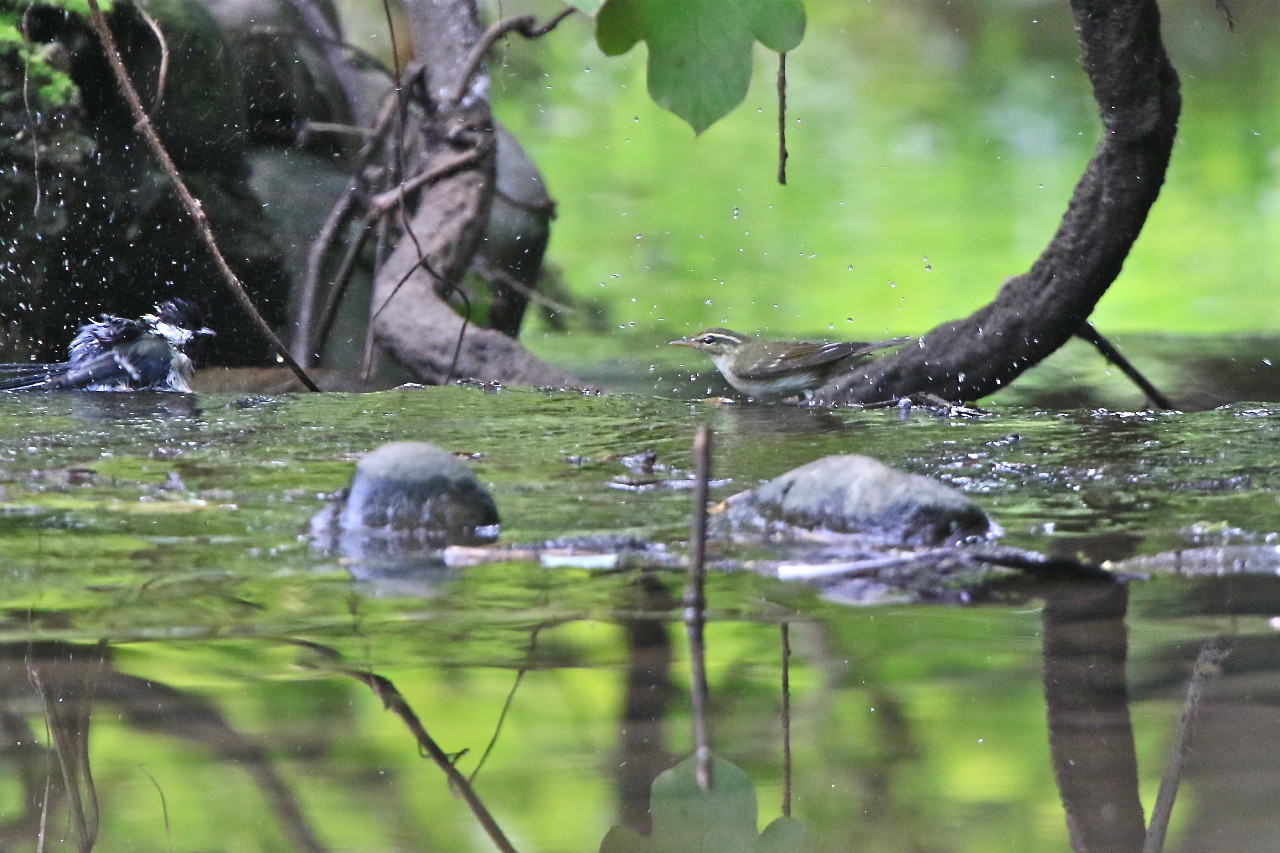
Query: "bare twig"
369 138 491 330
1214 0 1235 31
137 8 169 117
1075 322 1174 410
297 182 360 363
444 288 472 384
685 425 714 790
82 0 320 391
776 52 789 185
305 98 403 360
20 1 42 216
368 147 486 213
447 7 576 107
299 121 376 141
472 257 575 315
314 217 373 357
689 425 711 578
242 24 395 81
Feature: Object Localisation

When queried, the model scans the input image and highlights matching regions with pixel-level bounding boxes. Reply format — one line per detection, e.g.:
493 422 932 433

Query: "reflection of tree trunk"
0 642 328 853
827 0 1179 405
0 711 58 845
27 641 107 853
616 573 677 834
1041 583 1146 852
106 671 329 853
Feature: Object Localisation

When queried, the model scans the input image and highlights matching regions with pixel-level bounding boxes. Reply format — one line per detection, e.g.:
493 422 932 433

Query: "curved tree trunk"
823 0 1180 405
369 0 578 387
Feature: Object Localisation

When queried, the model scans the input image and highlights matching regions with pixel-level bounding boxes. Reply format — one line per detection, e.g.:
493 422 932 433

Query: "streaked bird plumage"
0 299 214 392
670 327 908 400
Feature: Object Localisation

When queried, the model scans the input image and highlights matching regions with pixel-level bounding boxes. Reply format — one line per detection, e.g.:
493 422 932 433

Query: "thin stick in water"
776 52 789 185
781 622 793 817
1076 321 1173 410
685 424 714 790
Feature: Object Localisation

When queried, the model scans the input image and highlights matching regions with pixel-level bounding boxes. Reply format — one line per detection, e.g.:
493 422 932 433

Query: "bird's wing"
63 335 174 389
0 335 175 391
68 316 144 363
737 337 909 381
44 350 143 389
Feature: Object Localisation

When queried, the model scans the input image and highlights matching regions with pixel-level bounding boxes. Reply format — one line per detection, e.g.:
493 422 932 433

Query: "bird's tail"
0 363 55 391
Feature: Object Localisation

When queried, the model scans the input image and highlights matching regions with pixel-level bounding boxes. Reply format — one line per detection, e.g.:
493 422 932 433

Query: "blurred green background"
368 0 1280 343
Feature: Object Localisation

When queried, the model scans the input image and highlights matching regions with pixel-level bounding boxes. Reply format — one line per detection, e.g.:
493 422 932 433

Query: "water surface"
0 364 1277 851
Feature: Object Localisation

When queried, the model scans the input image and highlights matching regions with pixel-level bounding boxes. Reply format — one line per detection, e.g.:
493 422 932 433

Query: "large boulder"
715 454 992 547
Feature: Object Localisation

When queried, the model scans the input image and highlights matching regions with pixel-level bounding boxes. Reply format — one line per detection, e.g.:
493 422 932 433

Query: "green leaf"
599 824 649 853
759 816 810 852
598 754 809 852
594 0 806 134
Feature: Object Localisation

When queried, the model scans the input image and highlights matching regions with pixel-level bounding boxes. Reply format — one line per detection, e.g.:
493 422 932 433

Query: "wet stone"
312 441 500 558
714 454 991 547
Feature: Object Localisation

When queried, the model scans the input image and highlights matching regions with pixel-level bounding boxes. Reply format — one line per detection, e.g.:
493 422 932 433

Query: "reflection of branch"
0 712 59 846
341 667 519 853
137 766 173 853
98 664 328 853
27 643 105 853
469 625 542 784
685 426 714 790
780 623 792 818
1143 638 1231 853
81 0 321 392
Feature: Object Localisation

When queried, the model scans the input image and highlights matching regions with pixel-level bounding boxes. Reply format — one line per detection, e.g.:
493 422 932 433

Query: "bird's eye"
701 336 716 345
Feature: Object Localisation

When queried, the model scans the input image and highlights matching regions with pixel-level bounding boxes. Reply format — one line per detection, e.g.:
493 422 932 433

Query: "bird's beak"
668 337 694 347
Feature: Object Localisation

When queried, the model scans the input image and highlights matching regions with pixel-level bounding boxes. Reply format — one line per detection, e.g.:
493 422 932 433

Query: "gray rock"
715 454 991 547
312 441 500 557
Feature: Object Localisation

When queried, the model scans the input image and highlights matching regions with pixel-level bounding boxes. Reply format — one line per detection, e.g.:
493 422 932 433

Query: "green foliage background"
475 0 1280 343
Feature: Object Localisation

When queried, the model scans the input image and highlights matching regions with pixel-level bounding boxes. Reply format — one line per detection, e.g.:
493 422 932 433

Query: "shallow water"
0 360 1279 851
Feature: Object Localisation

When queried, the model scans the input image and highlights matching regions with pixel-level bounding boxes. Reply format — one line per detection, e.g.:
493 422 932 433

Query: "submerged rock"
311 441 500 558
715 454 991 547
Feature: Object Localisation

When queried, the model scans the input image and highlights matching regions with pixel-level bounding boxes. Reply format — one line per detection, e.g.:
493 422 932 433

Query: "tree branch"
370 0 579 387
447 8 576 107
824 0 1179 405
